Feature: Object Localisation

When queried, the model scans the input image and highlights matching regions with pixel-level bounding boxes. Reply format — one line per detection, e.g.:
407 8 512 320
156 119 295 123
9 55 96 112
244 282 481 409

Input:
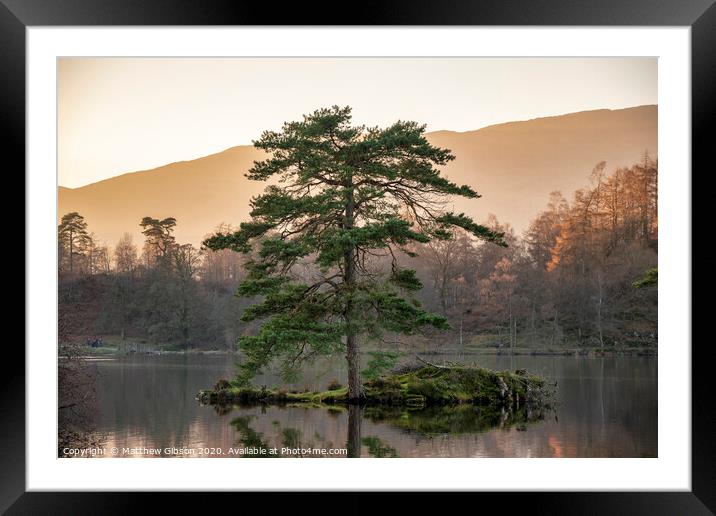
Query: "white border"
27 27 690 491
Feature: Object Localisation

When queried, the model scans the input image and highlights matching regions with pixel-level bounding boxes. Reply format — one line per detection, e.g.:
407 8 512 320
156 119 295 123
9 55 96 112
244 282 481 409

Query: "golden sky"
58 57 657 188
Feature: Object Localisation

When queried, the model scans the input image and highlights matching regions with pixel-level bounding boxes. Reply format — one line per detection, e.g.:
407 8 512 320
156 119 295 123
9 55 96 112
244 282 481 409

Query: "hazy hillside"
58 145 268 247
58 105 657 247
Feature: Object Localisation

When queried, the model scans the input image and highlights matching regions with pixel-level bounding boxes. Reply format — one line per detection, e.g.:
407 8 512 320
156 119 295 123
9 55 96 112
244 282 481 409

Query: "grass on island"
197 359 553 410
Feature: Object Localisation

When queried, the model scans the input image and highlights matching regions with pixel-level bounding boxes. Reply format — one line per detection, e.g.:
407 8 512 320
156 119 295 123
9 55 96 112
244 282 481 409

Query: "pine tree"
204 106 505 399
140 216 177 266
58 212 90 274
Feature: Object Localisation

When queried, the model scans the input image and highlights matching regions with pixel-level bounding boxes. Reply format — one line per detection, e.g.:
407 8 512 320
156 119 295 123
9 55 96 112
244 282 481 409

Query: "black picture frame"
6 1 711 513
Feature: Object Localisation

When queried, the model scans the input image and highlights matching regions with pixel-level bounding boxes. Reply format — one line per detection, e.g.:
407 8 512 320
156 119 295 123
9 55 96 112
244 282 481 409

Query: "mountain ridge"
58 104 657 248
59 105 656 191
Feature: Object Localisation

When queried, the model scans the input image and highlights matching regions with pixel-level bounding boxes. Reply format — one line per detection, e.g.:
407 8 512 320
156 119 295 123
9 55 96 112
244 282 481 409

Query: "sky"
58 57 657 188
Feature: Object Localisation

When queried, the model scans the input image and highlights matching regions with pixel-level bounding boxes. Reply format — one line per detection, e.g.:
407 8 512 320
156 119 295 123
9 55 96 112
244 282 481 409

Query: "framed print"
6 0 713 513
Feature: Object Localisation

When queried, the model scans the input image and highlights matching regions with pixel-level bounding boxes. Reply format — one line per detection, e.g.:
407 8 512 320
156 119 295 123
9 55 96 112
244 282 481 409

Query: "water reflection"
363 404 547 436
90 353 656 458
219 402 550 458
347 404 362 458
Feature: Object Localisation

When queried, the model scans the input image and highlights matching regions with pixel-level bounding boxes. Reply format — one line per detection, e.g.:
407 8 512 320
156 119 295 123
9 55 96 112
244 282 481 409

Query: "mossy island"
196 359 555 413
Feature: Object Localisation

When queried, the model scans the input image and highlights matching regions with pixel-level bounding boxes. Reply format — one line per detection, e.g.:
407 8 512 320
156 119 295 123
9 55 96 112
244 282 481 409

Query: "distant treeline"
58 217 252 349
58 157 657 350
407 156 658 348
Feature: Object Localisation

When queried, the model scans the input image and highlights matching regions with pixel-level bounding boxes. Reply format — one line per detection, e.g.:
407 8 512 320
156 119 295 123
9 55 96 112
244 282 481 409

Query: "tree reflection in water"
228 402 548 458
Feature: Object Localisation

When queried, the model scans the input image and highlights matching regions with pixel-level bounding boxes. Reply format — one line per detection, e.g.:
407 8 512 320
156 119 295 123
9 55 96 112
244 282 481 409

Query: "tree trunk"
343 172 363 401
459 313 464 350
597 272 604 347
346 330 361 400
530 300 536 346
68 233 74 274
440 272 448 314
508 296 514 349
552 308 559 347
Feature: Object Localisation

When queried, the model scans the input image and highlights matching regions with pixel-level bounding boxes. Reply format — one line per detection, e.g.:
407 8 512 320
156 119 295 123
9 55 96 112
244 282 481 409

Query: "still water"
89 353 657 458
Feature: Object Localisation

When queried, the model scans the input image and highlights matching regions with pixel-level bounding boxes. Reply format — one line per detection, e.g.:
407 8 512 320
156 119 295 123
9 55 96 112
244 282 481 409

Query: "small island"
197 360 553 412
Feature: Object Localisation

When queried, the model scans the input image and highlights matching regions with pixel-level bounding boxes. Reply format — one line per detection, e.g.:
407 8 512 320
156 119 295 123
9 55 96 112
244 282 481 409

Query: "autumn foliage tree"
204 106 505 399
489 157 658 347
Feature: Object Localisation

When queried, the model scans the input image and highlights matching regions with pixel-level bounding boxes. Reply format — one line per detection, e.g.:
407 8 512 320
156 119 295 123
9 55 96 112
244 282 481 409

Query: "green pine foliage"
633 267 658 289
204 106 505 387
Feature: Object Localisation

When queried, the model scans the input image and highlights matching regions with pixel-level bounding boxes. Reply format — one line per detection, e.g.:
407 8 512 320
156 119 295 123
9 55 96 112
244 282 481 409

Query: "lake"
88 352 657 458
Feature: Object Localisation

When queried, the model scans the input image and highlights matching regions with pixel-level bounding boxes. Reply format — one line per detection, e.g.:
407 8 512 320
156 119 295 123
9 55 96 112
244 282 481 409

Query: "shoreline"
66 346 657 359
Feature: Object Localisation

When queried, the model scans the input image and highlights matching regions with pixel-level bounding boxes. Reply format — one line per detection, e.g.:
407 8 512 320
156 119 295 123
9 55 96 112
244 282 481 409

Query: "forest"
58 156 657 353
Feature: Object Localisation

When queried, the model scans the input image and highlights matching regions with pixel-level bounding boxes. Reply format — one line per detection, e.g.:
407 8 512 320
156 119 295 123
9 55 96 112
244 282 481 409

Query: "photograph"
56 56 659 460
3 0 710 506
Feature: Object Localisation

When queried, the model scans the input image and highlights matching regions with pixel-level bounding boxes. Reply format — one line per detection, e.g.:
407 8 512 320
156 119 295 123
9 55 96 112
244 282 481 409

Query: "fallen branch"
415 355 460 369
